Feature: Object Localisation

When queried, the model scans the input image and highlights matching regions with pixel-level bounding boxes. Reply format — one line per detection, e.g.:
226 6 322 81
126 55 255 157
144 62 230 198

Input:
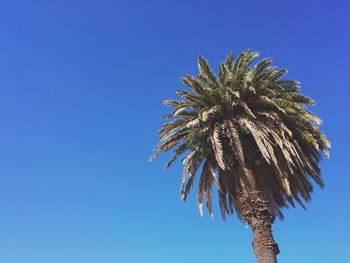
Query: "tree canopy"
150 50 330 220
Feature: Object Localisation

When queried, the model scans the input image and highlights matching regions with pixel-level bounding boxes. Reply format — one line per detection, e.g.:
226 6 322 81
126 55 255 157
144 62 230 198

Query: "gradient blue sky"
0 1 349 262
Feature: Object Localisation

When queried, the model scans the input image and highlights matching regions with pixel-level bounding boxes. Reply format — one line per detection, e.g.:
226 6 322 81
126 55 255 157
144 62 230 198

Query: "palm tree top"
150 50 330 220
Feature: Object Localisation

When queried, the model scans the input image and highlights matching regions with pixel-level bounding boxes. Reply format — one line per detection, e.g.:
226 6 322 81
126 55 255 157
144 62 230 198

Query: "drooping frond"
210 126 226 170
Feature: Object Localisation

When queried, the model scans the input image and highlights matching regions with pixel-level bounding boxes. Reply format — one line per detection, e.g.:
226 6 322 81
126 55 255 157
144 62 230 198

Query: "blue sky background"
0 1 349 262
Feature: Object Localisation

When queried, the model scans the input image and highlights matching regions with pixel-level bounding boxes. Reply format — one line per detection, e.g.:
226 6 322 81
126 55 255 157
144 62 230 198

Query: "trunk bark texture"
251 217 279 263
237 173 279 263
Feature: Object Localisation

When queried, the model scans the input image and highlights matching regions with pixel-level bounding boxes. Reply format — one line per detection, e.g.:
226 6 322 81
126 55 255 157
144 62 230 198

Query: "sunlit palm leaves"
151 50 330 220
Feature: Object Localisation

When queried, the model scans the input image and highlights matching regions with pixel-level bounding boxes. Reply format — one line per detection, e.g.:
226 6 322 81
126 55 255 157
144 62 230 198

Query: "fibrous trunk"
251 217 279 263
237 174 279 263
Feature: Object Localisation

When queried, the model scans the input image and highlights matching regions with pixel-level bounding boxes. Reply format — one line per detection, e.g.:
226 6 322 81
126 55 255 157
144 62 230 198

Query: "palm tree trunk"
251 217 279 263
238 191 280 263
237 168 280 263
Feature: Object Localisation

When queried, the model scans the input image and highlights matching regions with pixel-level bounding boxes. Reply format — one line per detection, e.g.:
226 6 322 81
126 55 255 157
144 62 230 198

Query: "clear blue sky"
0 1 349 262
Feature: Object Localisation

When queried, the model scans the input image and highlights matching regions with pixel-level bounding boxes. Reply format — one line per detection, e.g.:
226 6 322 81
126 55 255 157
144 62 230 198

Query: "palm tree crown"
150 50 330 220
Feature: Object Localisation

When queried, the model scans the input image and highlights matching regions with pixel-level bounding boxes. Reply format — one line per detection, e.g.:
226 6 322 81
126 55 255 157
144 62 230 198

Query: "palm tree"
150 50 330 263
